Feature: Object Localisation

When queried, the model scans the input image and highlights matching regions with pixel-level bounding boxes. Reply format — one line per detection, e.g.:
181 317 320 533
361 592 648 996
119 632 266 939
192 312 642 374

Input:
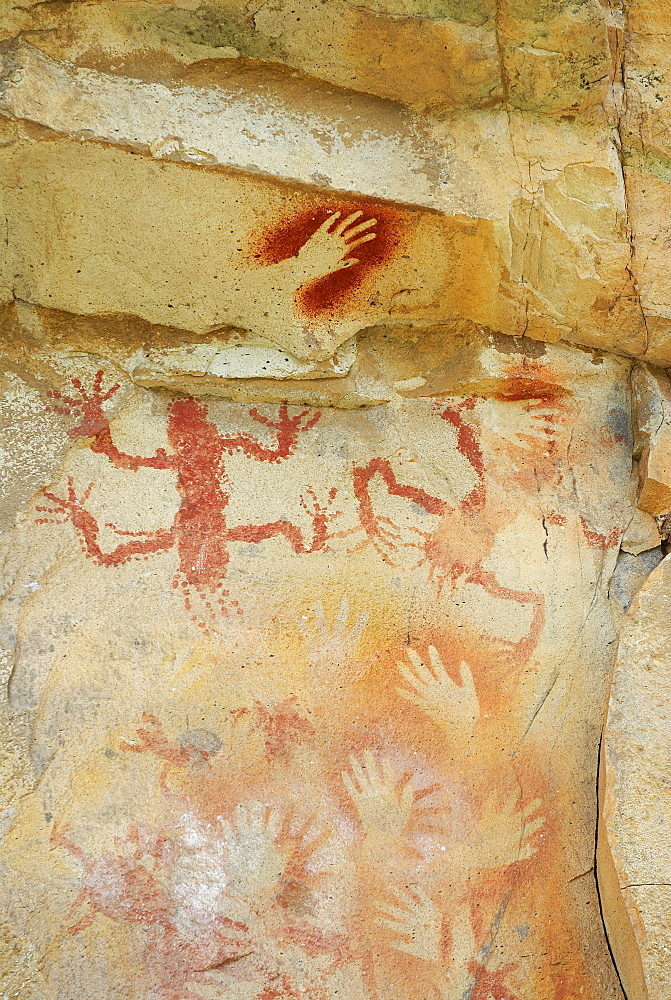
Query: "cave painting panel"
247 205 400 320
234 197 428 357
1 335 633 999
12 138 497 358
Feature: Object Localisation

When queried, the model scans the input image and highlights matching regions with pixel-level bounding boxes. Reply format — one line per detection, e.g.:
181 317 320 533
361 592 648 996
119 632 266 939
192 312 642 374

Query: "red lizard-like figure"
352 398 545 660
37 373 337 630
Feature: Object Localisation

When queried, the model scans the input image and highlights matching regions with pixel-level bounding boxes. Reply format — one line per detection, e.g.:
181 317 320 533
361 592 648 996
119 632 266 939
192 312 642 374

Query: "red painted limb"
119 716 209 801
48 371 172 467
47 370 121 439
227 486 339 554
68 903 97 936
227 519 313 553
579 516 622 551
91 426 173 471
38 479 175 567
50 822 89 869
353 457 447 530
436 401 486 512
467 566 545 659
218 405 321 463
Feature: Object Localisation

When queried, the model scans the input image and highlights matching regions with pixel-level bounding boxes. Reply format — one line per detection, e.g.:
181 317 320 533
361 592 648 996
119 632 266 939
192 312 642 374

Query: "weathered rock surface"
0 0 615 113
2 0 671 997
602 552 671 1000
0 29 650 362
0 329 633 998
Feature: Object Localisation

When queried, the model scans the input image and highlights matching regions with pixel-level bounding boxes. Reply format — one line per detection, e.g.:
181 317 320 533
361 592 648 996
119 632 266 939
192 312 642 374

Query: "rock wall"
1 2 671 999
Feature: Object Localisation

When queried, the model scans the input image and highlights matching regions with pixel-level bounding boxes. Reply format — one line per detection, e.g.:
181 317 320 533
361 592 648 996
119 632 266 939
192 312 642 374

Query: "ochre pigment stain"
249 198 408 319
40 374 330 633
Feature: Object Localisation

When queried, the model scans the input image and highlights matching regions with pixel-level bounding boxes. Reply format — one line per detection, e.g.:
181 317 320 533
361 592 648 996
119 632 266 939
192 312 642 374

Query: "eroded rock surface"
1 1 671 997
602 553 671 1000
0 328 633 998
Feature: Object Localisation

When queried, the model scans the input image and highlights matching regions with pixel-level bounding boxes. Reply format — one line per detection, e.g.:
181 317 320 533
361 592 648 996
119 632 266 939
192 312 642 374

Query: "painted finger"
330 257 358 272
335 598 350 634
502 791 520 815
318 211 341 233
235 802 249 830
345 232 377 251
363 748 380 782
387 940 426 959
405 648 435 685
314 600 327 635
405 646 429 665
332 210 363 236
342 771 359 803
509 435 535 451
375 903 410 922
523 816 546 838
396 688 426 711
387 886 417 906
400 782 415 812
459 661 479 705
267 808 282 840
413 886 433 907
522 797 543 819
428 645 450 681
342 217 377 242
349 754 368 789
374 916 409 935
351 610 370 644
395 662 425 690
249 802 264 827
381 758 397 787
412 781 443 802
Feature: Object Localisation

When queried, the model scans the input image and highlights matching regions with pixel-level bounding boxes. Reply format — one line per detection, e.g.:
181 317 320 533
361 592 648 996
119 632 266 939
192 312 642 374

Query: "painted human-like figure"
0 277 633 997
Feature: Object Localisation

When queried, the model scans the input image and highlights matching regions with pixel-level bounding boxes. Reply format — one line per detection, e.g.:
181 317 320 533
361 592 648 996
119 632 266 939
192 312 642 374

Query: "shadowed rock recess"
1 3 671 999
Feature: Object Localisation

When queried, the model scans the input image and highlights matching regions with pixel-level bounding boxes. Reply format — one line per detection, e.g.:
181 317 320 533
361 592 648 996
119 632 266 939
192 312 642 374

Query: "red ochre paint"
38 373 329 632
249 199 408 319
491 377 570 404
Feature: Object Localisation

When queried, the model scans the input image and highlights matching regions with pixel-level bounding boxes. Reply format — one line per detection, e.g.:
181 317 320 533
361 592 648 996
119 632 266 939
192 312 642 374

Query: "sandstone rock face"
620 0 671 362
0 327 633 998
602 553 671 1000
1 0 671 997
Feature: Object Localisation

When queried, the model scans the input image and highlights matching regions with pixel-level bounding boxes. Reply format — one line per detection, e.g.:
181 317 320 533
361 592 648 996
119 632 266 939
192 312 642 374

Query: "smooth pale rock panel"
602 553 671 1000
0 52 644 360
1 129 485 360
